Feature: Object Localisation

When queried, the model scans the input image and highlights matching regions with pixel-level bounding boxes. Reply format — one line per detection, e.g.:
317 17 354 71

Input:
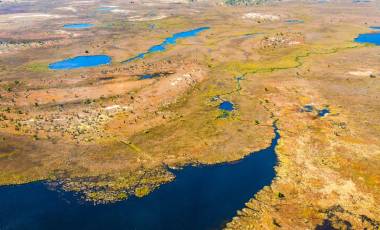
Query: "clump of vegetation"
84 99 92 105
277 192 285 199
57 168 175 204
217 110 230 119
135 187 150 198
25 62 49 73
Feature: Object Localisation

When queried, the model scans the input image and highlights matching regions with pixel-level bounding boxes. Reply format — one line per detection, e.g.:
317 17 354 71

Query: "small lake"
0 125 279 230
219 101 235 111
354 32 380 46
318 108 330 117
63 24 94 29
122 27 210 63
49 55 111 70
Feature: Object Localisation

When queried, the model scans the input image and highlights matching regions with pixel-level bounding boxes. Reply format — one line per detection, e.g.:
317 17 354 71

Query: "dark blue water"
219 101 234 111
122 27 210 63
63 23 94 29
0 126 279 230
318 108 330 117
354 32 380 45
139 73 160 80
49 55 112 70
303 105 314 112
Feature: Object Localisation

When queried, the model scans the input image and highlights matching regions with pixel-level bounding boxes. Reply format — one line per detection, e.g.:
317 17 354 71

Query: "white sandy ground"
0 0 36 2
348 70 374 77
242 12 280 21
100 5 119 8
154 0 188 3
110 9 131 14
71 1 96 4
55 29 80 37
56 7 77 12
108 8 167 21
127 14 168 21
0 13 69 28
6 13 63 19
104 105 131 112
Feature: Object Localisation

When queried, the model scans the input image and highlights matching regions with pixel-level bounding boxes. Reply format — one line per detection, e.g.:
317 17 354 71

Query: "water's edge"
0 124 279 230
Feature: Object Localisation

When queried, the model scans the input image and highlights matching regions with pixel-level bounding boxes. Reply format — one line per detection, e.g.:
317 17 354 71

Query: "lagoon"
48 55 111 70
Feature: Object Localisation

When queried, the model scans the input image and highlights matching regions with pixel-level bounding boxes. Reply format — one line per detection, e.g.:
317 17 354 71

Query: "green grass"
24 62 50 73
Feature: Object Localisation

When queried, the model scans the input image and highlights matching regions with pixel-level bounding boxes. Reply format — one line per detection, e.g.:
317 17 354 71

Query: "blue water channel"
122 27 210 63
63 23 94 29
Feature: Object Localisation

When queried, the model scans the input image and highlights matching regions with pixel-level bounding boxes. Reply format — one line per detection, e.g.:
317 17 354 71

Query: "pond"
122 27 210 63
219 101 235 111
49 55 111 70
318 108 330 117
0 125 280 230
63 23 94 29
354 32 380 46
303 104 314 112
